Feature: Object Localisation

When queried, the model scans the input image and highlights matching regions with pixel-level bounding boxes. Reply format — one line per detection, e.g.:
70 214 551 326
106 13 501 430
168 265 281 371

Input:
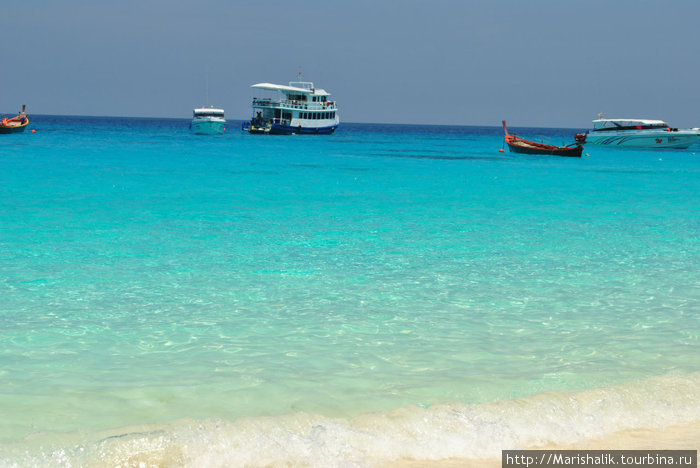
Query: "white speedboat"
191 107 226 135
242 79 339 135
585 118 700 149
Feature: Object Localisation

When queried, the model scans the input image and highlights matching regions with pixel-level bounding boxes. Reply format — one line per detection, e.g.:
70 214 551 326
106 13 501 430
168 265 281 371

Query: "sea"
1 116 698 467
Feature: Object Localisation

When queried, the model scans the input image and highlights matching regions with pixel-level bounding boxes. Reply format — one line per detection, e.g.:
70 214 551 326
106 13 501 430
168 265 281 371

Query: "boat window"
194 112 224 118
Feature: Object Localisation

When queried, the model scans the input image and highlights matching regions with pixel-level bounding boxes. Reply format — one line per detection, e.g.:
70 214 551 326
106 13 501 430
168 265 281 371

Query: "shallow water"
1 117 698 465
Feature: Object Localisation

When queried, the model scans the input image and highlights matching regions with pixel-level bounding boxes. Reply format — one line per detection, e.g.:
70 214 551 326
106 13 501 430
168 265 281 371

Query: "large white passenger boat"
191 107 226 135
242 80 339 135
586 118 700 149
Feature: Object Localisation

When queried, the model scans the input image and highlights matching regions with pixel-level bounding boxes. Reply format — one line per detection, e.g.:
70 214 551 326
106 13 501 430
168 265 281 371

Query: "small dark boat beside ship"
502 120 585 157
0 105 29 134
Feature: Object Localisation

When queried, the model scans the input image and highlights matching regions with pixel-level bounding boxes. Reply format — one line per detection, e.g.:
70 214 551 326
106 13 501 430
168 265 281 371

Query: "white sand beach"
387 422 700 467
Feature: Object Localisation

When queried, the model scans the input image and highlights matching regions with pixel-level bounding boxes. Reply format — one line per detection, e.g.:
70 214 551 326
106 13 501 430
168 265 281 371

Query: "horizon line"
21 114 589 130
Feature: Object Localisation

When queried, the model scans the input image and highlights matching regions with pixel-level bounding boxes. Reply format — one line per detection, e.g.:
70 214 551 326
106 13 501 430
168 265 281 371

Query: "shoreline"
3 373 699 466
386 421 700 467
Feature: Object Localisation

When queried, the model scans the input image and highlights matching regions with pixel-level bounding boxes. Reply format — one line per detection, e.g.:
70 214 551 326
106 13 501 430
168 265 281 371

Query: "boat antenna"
298 66 303 81
206 67 210 106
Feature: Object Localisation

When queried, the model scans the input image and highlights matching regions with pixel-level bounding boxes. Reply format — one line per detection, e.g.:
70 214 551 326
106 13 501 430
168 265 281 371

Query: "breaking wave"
2 373 699 467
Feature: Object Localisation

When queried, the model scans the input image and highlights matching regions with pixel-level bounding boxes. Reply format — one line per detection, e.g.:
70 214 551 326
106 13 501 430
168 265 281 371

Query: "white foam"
3 373 699 467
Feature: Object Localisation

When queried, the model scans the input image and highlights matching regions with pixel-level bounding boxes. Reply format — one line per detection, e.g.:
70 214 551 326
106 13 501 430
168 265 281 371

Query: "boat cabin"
193 108 225 118
592 119 669 132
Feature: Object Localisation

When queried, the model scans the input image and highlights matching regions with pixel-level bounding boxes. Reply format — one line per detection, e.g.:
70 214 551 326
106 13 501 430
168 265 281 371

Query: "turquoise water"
1 117 699 466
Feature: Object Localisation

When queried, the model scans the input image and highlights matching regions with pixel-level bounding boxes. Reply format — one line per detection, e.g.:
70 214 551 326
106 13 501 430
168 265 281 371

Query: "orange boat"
502 120 585 157
0 105 29 134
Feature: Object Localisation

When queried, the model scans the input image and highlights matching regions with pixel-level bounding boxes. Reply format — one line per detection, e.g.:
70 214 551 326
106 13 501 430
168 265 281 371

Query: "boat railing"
252 98 337 111
288 81 314 90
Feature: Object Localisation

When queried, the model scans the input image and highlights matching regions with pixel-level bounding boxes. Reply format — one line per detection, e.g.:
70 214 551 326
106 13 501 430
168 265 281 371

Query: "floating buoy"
31 129 36 133
499 148 505 153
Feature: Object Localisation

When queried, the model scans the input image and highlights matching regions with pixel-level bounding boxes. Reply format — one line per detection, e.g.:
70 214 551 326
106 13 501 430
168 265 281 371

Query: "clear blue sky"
3 0 699 128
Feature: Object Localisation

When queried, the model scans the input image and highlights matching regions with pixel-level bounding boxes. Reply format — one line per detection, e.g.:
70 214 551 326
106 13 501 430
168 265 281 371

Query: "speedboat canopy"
592 119 668 131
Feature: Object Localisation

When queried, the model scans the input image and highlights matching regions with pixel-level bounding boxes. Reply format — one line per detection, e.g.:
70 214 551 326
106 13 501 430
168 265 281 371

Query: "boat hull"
585 130 700 149
191 119 225 135
506 141 582 157
242 122 337 135
0 121 28 134
270 123 337 135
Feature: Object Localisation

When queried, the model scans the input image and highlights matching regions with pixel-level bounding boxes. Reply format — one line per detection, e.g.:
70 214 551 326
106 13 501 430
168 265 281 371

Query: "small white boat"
191 107 226 135
585 118 700 149
242 79 339 135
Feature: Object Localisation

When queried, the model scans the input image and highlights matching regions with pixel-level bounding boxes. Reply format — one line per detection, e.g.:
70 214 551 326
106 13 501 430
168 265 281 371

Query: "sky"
2 0 699 128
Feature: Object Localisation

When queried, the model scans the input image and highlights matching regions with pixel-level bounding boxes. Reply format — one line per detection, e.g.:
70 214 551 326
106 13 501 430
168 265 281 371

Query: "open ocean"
1 116 699 466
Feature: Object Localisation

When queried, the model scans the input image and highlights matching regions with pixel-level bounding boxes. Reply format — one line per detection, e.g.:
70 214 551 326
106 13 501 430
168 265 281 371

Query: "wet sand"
385 421 700 467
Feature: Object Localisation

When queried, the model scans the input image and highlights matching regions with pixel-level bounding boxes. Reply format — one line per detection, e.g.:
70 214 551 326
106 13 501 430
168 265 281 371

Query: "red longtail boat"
0 105 29 134
502 120 585 157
